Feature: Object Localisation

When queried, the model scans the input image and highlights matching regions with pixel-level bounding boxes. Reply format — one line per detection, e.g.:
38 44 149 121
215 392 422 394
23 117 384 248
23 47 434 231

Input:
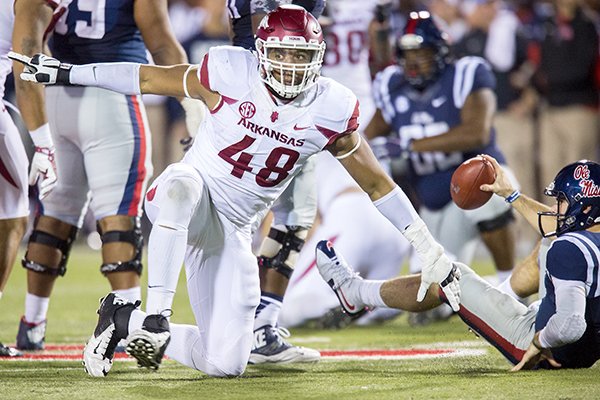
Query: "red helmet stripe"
405 18 418 34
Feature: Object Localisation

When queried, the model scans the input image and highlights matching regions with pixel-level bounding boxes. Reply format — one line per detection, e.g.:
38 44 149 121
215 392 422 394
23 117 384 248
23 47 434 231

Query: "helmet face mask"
396 11 450 90
400 47 438 89
538 161 600 237
255 5 326 99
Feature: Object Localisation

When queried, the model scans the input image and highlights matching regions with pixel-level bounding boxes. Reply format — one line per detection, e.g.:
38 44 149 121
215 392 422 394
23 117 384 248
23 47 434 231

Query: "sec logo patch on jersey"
239 101 256 119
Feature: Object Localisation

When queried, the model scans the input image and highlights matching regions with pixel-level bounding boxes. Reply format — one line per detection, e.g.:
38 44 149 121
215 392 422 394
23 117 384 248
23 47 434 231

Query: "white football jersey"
183 46 359 227
321 0 377 118
0 0 16 99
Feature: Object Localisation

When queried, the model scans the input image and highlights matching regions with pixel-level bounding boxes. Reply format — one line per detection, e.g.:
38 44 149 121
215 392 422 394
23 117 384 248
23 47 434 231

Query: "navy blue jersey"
373 56 505 210
535 231 600 368
228 0 325 50
50 0 147 64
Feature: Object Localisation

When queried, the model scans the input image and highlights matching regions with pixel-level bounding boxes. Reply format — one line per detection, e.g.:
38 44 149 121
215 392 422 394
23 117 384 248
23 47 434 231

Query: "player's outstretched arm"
8 52 221 110
327 132 462 311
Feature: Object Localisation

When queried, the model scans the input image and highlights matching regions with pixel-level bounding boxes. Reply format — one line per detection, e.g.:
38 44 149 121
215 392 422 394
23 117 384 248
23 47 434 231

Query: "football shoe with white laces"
16 317 46 350
315 240 368 319
249 325 320 364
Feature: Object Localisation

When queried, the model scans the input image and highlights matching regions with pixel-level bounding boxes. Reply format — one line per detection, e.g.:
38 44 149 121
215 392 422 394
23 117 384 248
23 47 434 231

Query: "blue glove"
369 136 410 161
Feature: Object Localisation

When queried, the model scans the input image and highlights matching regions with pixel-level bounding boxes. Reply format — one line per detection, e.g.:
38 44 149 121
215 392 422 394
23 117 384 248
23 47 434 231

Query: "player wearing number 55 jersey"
366 12 517 287
12 5 462 377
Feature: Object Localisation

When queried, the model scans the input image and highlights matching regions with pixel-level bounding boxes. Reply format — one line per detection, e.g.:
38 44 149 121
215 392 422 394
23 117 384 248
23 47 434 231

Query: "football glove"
28 123 57 200
417 255 462 312
29 146 57 199
369 136 410 162
403 218 462 312
8 52 72 85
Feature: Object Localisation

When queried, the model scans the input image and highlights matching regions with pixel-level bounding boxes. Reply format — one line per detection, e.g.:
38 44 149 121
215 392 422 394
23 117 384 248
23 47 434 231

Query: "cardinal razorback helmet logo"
538 160 600 237
255 5 326 99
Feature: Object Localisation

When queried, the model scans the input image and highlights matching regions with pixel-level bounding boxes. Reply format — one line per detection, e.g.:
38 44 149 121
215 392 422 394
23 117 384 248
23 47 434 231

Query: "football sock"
254 292 283 329
113 286 141 303
24 293 49 323
496 270 512 286
497 277 527 302
356 280 386 308
145 225 187 315
128 309 146 334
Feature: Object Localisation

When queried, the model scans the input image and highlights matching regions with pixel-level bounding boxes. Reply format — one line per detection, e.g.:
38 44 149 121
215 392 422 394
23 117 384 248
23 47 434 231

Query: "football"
450 156 496 210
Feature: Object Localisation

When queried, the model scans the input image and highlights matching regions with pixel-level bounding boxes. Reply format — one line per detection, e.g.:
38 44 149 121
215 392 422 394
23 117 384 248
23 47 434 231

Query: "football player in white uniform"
279 0 411 328
225 0 326 364
12 5 461 378
0 0 59 357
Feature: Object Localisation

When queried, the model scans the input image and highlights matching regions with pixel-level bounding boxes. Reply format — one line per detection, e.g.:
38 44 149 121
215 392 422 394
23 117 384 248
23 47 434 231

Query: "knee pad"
477 209 515 233
22 225 78 277
257 227 306 279
156 176 202 230
99 217 144 275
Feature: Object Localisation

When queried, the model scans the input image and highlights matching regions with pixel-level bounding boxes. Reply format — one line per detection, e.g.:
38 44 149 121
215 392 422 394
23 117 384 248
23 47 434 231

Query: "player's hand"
511 334 561 371
29 146 57 199
8 52 72 85
369 137 409 161
417 254 462 312
479 154 516 199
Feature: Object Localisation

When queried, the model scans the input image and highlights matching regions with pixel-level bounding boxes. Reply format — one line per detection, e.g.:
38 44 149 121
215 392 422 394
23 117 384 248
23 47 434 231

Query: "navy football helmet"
396 11 450 90
538 160 600 237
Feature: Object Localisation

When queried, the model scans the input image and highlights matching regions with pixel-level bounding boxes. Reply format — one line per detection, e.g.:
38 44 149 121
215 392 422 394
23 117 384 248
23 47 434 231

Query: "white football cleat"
249 325 320 365
315 240 367 319
125 314 171 371
83 293 140 377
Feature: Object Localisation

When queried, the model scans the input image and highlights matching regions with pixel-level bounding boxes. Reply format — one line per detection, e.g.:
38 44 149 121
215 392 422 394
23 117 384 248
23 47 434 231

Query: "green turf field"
1 247 599 400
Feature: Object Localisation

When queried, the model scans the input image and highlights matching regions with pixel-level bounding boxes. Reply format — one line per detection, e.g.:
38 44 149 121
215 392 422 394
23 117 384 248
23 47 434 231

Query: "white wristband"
30 123 54 148
182 65 194 99
70 63 141 95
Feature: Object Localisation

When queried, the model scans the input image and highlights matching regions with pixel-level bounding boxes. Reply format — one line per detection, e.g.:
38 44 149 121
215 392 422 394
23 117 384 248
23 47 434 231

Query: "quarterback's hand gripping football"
8 52 72 85
417 254 462 312
479 154 516 199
